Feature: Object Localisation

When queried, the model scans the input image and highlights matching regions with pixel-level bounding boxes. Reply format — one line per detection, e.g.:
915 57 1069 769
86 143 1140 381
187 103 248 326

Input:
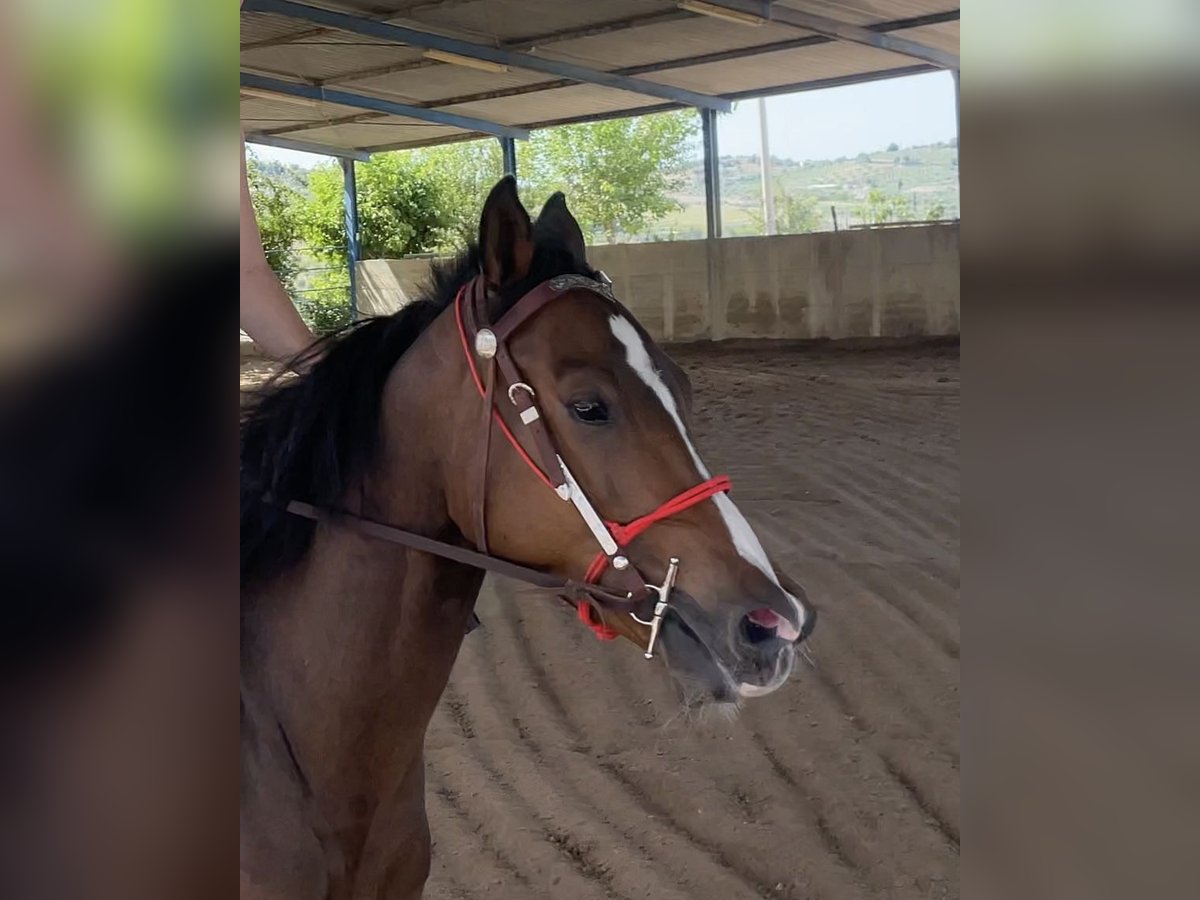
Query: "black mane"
240 240 595 590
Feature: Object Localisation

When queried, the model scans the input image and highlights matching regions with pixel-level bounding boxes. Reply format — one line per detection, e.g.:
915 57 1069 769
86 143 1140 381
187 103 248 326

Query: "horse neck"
243 306 483 817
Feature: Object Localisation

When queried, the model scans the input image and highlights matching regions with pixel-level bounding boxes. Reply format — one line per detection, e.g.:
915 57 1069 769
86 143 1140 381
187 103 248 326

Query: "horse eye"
570 398 610 424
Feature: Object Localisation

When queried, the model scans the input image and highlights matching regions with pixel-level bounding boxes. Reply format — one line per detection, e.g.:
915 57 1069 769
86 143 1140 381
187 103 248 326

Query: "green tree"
245 151 303 291
297 153 451 261
751 183 822 235
522 110 698 243
295 268 355 334
289 154 452 333
410 139 503 250
856 188 915 225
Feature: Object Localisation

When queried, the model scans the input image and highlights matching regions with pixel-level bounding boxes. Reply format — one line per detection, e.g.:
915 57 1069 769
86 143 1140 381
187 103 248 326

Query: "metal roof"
241 0 959 157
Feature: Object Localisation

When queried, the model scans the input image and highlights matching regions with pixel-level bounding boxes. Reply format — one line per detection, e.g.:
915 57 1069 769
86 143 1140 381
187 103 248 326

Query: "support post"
701 108 722 239
701 107 723 341
342 158 360 321
953 68 960 151
757 97 776 235
499 136 517 177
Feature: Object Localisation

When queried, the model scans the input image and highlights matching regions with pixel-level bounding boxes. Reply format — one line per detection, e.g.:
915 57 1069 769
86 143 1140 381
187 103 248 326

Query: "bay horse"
240 177 814 899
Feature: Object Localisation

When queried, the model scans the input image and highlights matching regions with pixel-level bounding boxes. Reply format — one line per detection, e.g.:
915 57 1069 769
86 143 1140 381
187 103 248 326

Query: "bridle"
282 271 731 660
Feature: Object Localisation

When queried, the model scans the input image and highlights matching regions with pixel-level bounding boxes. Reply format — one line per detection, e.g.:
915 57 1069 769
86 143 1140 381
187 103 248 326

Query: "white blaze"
608 315 807 632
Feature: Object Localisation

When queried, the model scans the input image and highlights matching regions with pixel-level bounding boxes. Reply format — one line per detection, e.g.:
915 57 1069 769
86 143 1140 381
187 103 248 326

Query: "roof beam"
239 72 530 139
241 0 481 51
242 0 732 112
421 11 959 107
695 1 959 70
359 64 943 154
255 110 381 138
320 8 690 88
265 12 956 141
245 132 372 161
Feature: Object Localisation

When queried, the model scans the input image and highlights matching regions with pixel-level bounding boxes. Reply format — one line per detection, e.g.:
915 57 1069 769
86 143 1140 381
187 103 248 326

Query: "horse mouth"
659 604 795 705
734 645 796 698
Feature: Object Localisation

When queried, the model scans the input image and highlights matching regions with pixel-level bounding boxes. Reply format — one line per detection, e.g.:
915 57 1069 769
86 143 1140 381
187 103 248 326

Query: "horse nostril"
741 609 781 645
741 607 803 644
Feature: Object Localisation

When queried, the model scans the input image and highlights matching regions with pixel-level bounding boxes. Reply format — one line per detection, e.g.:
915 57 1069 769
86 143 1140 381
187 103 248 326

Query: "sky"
249 70 958 168
718 70 957 160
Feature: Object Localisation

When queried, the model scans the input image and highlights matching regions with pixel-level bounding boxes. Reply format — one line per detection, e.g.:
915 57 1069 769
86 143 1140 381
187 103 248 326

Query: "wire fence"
263 243 354 335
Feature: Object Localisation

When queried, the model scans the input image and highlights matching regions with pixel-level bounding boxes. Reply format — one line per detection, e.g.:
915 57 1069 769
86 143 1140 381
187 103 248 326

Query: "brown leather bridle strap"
461 273 617 496
283 500 639 608
491 278 582 342
493 345 564 485
458 273 653 605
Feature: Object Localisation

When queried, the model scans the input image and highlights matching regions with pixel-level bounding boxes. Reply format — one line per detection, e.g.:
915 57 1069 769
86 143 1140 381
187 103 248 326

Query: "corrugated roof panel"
405 0 669 44
345 64 550 106
300 119 471 149
776 1 956 27
441 82 676 128
240 11 317 47
239 95 376 126
244 37 422 84
891 20 960 54
535 16 813 70
640 41 916 94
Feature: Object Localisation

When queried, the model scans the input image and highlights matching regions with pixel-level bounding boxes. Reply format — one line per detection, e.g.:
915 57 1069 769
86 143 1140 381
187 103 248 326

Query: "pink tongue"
748 608 782 628
747 608 801 641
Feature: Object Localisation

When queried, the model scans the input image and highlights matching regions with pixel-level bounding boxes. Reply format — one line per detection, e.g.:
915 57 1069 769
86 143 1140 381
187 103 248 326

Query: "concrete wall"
358 223 959 342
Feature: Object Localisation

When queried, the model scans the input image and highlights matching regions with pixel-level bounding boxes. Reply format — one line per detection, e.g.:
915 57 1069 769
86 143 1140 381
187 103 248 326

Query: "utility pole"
758 97 776 235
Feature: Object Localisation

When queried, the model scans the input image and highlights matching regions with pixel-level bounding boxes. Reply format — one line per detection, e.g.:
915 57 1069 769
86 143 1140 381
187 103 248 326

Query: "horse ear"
535 192 587 263
478 176 533 289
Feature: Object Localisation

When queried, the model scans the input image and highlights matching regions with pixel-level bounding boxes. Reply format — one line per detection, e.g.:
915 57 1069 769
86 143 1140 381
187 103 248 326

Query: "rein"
280 500 633 608
279 271 732 657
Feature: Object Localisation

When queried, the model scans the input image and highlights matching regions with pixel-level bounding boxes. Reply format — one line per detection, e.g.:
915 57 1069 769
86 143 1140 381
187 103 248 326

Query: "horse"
239 177 814 899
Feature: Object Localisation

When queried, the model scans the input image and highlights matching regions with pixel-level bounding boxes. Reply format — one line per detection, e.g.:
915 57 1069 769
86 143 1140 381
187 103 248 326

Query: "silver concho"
548 274 615 302
474 328 498 359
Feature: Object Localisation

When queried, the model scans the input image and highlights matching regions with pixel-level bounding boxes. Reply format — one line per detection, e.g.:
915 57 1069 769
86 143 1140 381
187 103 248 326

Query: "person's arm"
239 133 315 363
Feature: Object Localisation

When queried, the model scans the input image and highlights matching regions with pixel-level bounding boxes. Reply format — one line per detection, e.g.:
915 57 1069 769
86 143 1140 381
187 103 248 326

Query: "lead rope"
454 283 732 642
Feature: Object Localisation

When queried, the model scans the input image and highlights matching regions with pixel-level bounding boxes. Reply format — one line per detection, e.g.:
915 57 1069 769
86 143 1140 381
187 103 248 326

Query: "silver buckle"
507 383 539 423
507 382 535 405
631 557 678 660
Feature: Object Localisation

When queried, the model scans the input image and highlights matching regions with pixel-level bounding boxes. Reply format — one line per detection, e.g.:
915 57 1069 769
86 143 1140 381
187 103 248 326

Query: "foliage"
853 185 949 226
751 183 822 235
521 111 699 243
297 155 452 261
410 140 503 250
294 268 352 335
250 156 310 194
245 151 303 290
856 188 916 225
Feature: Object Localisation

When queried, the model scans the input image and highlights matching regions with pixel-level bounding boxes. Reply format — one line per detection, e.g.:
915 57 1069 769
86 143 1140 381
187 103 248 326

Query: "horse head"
437 177 815 708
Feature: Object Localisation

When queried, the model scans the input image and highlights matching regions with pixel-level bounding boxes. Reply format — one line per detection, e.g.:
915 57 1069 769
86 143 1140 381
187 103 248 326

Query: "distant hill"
653 139 959 240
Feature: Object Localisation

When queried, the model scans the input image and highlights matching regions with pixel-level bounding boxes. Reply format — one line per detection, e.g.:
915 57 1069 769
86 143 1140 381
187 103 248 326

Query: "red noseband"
577 474 732 639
